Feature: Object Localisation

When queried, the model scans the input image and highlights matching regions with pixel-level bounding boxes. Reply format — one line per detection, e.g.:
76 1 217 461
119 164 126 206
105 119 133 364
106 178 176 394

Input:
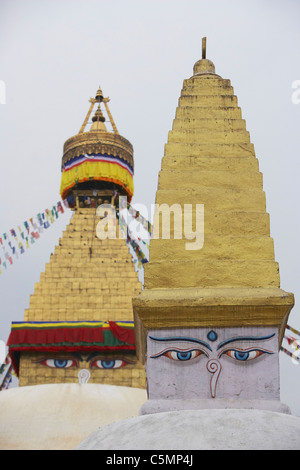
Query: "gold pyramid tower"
8 87 145 389
134 38 294 365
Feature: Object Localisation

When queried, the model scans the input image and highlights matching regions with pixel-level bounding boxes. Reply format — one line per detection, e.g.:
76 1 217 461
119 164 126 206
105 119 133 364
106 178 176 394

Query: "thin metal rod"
202 37 207 59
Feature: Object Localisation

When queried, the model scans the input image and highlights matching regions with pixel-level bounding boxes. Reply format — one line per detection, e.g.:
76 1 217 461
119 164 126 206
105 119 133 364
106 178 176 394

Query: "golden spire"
202 36 207 58
95 86 104 102
133 44 294 362
193 36 218 76
90 104 107 131
78 86 119 134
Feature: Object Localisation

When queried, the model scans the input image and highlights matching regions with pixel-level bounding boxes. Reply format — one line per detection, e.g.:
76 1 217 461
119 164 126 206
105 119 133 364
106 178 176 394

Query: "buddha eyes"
151 348 273 363
150 348 207 361
91 359 127 369
37 357 133 369
40 359 76 368
165 350 204 361
220 348 272 362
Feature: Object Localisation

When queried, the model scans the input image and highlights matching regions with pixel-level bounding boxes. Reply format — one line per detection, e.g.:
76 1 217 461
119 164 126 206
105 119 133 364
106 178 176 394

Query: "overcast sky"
0 0 300 415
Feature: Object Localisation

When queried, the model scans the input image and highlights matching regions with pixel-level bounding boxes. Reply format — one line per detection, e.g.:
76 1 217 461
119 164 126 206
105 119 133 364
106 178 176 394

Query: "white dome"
0 383 147 450
76 408 300 450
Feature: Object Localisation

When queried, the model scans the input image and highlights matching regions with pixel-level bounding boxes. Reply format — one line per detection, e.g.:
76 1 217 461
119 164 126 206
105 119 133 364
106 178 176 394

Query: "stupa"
7 87 145 389
132 37 295 414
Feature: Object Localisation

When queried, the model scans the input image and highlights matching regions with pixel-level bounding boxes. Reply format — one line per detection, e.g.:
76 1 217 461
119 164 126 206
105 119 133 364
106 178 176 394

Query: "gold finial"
95 86 104 102
92 104 105 123
202 37 207 59
78 86 119 134
90 104 107 131
192 36 218 77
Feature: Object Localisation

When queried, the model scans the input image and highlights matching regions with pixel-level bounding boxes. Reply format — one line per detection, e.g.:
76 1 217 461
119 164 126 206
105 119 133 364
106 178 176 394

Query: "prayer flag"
31 231 40 240
57 201 64 214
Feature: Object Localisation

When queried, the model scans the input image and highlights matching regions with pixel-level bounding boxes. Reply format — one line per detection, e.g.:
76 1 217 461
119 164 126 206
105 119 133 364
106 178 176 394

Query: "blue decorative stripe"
62 152 134 175
216 333 275 351
149 336 212 352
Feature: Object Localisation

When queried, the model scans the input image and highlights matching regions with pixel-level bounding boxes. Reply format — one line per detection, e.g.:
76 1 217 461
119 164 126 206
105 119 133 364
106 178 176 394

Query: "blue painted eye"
55 359 69 368
151 349 205 361
41 359 76 368
101 360 116 369
92 359 126 369
234 351 249 361
176 351 192 361
222 349 271 361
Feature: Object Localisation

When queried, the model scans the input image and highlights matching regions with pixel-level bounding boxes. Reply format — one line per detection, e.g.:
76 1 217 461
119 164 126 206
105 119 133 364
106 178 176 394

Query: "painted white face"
146 327 279 401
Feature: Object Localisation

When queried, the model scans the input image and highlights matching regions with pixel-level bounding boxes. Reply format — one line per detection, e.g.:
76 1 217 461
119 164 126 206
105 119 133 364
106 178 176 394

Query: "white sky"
0 0 300 415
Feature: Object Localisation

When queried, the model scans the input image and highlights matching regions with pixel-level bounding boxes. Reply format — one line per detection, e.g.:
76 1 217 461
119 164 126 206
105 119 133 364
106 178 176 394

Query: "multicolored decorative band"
62 153 134 175
60 153 134 201
7 321 136 376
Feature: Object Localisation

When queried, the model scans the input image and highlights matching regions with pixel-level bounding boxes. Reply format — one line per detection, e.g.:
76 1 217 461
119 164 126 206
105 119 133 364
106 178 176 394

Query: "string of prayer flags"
57 201 64 214
115 192 153 237
0 356 13 391
0 200 67 275
127 202 153 236
280 324 300 362
114 194 152 269
286 324 300 337
284 335 300 348
280 346 300 363
118 213 149 266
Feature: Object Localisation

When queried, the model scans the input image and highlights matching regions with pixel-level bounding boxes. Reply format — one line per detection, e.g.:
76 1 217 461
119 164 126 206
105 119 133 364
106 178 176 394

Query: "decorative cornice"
133 287 295 363
62 131 134 169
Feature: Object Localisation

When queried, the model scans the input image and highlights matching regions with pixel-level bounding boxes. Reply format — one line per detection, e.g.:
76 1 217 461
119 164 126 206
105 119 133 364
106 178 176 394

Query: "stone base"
76 408 300 450
139 398 291 415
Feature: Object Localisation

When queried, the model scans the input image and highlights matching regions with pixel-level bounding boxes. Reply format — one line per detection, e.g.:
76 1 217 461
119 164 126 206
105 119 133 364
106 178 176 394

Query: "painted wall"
146 326 279 401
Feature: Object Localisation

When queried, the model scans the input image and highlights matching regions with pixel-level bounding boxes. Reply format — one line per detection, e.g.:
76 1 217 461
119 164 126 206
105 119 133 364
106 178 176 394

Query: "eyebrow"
149 336 212 351
217 333 276 351
71 352 100 362
71 352 83 361
86 352 102 362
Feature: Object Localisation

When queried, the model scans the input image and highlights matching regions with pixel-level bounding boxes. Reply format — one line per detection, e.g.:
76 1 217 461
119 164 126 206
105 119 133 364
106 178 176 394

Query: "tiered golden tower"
134 41 294 341
133 39 294 412
8 87 145 389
